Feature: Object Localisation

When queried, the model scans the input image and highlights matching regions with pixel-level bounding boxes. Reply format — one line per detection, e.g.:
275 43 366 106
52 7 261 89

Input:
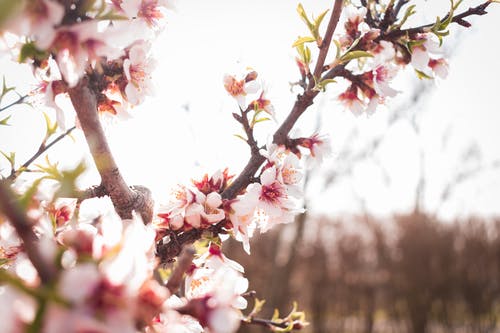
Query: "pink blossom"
123 40 156 105
184 266 248 333
5 0 64 50
428 58 449 79
223 71 260 109
297 133 332 164
51 21 123 87
251 90 275 119
373 64 398 98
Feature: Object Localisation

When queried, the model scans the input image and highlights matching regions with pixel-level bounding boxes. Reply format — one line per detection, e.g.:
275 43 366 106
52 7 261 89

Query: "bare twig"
381 1 492 40
165 246 195 293
0 94 28 113
242 317 303 330
0 180 56 283
68 78 154 223
311 0 344 86
8 126 77 181
234 107 260 156
393 0 410 20
75 184 107 203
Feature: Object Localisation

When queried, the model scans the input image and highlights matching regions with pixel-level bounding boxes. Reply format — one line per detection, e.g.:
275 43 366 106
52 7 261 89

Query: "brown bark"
68 78 154 223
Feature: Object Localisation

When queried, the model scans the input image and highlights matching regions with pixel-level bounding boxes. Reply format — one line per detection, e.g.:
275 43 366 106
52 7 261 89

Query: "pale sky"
0 0 499 220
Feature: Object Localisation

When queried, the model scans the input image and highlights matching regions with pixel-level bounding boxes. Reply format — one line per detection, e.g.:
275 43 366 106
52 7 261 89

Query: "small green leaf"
314 78 337 92
233 134 247 142
0 115 11 126
271 308 280 321
339 50 373 63
96 10 128 21
19 42 48 63
1 76 15 98
292 36 316 48
250 298 266 317
252 117 271 126
0 151 15 170
313 9 329 31
42 112 57 138
415 69 433 80
392 4 416 29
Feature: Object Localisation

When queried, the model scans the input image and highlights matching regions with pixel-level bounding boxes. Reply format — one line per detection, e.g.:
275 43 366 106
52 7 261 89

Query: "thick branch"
0 181 56 284
68 78 153 223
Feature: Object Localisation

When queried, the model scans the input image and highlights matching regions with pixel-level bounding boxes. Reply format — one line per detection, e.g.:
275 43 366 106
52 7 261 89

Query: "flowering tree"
0 0 496 332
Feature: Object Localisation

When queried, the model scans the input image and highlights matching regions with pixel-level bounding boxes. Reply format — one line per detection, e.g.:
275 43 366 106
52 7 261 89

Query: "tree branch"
0 94 28 113
165 245 195 293
311 0 344 86
75 184 107 203
8 126 77 181
159 1 348 262
68 78 154 223
0 180 56 284
381 1 492 40
242 317 305 330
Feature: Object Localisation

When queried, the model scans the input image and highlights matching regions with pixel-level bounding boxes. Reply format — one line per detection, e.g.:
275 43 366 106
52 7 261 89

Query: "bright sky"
0 0 499 220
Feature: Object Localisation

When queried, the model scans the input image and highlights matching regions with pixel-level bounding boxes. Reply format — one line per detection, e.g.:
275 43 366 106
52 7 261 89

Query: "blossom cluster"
298 4 450 116
0 193 249 333
0 0 168 127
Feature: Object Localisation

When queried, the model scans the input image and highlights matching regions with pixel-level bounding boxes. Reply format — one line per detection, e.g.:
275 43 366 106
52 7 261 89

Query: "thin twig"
311 0 344 87
393 0 410 19
75 184 107 203
0 180 56 284
381 1 492 40
165 246 195 293
241 317 295 329
0 94 28 113
8 126 77 181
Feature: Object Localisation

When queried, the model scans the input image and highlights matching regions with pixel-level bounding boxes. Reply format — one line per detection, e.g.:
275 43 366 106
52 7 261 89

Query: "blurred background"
1 1 500 332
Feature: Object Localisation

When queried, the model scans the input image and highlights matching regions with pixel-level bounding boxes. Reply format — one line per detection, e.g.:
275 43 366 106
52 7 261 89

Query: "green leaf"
313 9 329 30
392 4 416 29
415 69 433 80
0 151 15 170
96 10 128 21
34 157 86 198
42 112 57 139
0 115 11 126
332 39 341 60
292 36 316 48
19 42 48 63
297 3 314 32
233 134 247 142
296 3 323 44
252 117 271 126
249 298 266 317
18 178 42 210
339 50 373 63
271 308 280 321
1 76 15 98
314 78 337 92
